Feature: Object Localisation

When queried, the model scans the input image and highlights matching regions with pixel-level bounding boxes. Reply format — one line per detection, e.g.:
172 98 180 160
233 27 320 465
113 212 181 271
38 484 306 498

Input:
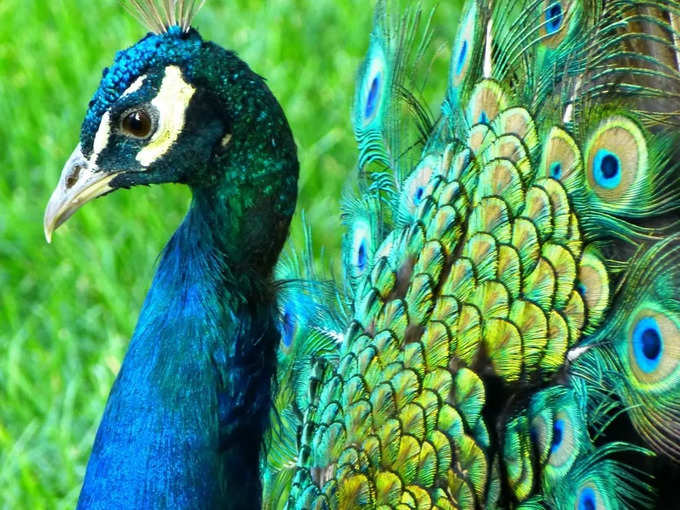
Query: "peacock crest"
122 0 206 33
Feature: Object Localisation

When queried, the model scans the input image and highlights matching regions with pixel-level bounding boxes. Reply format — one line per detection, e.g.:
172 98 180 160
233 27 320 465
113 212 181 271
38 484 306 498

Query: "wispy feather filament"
122 0 205 33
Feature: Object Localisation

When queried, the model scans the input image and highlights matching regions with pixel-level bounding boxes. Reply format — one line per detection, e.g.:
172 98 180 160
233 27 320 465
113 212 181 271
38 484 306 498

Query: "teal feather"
445 0 487 114
573 235 680 461
342 193 385 290
263 223 347 508
543 443 653 510
352 0 434 174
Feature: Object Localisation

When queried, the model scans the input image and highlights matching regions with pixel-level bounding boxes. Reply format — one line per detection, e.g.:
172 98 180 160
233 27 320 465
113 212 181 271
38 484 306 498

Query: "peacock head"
45 7 298 271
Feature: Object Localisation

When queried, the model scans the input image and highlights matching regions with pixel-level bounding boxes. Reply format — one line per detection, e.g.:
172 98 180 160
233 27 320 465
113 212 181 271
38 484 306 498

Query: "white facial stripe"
136 66 196 168
122 74 147 97
91 111 111 165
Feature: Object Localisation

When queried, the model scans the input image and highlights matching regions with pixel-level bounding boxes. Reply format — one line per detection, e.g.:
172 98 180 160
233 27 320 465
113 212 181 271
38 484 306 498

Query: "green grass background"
0 0 462 506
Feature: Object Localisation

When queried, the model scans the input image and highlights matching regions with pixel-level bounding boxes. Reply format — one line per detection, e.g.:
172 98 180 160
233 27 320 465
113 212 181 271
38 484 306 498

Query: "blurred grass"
0 0 461 506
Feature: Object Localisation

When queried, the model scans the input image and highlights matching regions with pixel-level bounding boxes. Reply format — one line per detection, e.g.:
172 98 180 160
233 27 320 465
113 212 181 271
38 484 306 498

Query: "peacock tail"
264 0 680 508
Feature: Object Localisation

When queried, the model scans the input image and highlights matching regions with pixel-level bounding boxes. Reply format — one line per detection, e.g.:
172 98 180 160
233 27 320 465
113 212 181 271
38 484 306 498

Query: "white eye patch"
136 65 196 168
91 111 111 166
121 74 147 97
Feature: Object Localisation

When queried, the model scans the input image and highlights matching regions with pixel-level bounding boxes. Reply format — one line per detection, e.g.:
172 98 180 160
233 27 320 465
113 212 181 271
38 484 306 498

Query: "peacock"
44 0 680 508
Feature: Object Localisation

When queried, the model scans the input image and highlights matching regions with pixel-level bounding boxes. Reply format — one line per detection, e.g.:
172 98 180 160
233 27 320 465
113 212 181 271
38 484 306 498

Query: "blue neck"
77 201 278 509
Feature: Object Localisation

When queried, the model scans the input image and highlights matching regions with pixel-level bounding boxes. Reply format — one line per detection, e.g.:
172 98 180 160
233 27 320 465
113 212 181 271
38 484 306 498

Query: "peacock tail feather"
264 0 680 507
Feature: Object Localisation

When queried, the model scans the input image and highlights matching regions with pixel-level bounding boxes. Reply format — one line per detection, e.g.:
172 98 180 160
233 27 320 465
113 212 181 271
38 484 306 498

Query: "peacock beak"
44 144 121 243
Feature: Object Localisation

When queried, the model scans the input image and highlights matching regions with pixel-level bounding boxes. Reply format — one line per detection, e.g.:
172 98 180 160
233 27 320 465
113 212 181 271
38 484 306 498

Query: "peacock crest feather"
122 0 205 33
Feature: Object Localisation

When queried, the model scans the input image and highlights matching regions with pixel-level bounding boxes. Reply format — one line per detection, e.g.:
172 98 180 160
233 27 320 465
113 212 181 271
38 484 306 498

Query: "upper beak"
44 145 120 243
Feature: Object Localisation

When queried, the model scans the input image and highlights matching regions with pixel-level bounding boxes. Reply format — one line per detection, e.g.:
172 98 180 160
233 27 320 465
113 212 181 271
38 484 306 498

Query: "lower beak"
44 145 121 243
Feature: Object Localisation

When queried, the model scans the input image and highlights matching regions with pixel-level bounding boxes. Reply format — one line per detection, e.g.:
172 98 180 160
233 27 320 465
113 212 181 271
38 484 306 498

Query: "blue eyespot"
633 316 663 373
413 186 425 206
593 149 621 189
550 418 565 453
550 162 562 179
576 282 586 297
456 40 469 76
365 73 382 120
578 487 596 510
545 2 564 34
281 308 295 347
357 239 367 272
479 111 489 124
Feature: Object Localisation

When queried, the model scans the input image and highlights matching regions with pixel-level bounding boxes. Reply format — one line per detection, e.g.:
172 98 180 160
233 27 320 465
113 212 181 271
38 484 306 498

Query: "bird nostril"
65 165 82 189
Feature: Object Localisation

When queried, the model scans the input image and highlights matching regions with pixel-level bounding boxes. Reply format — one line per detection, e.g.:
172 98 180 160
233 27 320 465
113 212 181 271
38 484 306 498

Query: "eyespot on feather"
493 107 539 152
350 218 374 279
540 126 582 184
584 116 648 207
450 1 479 90
544 2 564 35
342 195 381 285
575 484 601 510
539 0 575 48
281 306 296 349
399 155 437 221
627 307 680 389
577 249 609 332
548 411 575 470
466 80 508 127
360 44 387 128
592 149 621 189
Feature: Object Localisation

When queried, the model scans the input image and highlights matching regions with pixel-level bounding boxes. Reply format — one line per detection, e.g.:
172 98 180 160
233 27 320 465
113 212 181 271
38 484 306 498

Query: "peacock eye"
121 109 153 138
632 315 664 373
545 2 564 34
